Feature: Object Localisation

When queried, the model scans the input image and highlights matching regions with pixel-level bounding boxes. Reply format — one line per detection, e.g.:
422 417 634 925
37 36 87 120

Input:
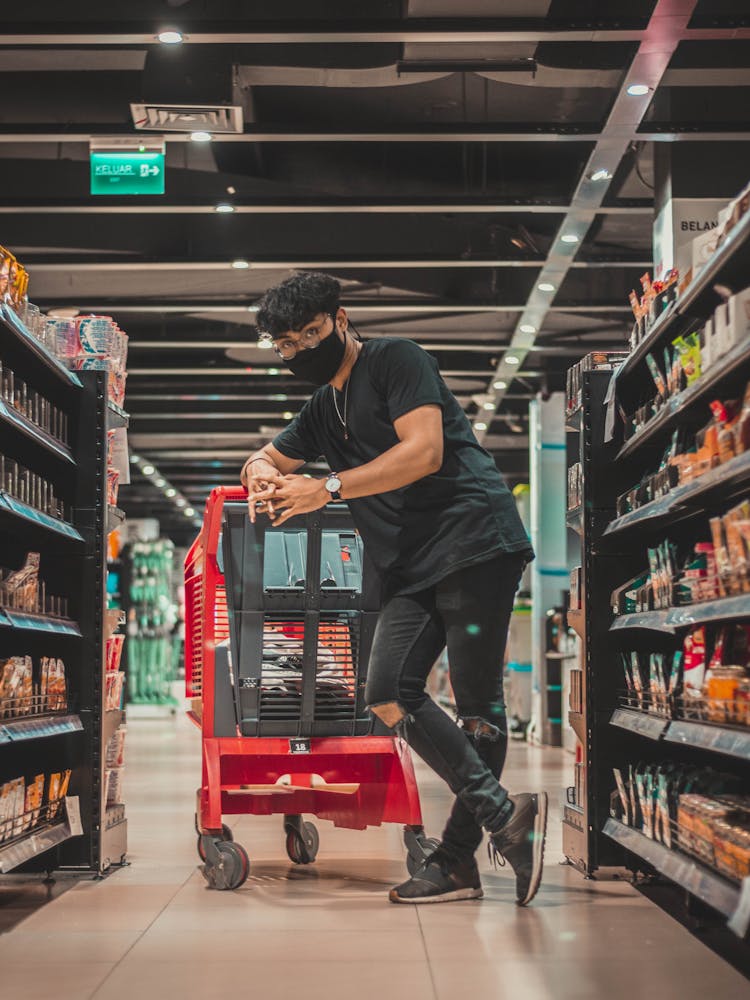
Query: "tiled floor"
1 713 748 999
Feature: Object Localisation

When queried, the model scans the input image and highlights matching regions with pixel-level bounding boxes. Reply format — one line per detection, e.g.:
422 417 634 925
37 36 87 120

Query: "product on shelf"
104 724 127 807
0 361 69 445
1 455 66 520
0 245 29 309
565 351 628 417
0 768 71 845
126 540 179 706
567 462 583 511
0 551 69 618
628 269 680 351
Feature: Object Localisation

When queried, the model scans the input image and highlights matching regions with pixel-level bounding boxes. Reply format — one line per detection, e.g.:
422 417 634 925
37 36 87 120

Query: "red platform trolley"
185 487 435 890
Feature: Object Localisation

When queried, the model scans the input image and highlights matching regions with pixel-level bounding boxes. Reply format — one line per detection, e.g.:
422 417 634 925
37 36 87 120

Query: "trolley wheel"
404 828 440 876
202 841 250 891
196 824 233 863
285 822 319 865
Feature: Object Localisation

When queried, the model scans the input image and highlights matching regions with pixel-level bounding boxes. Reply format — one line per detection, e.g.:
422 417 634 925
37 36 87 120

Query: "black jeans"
365 551 527 862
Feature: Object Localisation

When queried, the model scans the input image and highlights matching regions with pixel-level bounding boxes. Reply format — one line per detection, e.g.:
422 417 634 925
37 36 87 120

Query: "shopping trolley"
185 487 436 890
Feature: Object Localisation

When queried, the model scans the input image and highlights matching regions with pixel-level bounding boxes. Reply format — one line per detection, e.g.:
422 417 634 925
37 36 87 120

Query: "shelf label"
289 738 311 754
65 796 83 837
90 151 165 196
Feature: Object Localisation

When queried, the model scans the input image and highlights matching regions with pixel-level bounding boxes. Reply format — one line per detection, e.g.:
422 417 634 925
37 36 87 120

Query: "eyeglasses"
258 314 333 361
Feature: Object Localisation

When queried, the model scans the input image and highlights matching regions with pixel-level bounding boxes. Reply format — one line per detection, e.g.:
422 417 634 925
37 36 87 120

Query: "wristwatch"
324 472 343 502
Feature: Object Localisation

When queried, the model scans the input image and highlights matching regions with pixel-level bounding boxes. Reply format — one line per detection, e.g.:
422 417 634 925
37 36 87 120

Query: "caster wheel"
406 836 440 876
202 841 250 891
197 824 233 863
285 821 319 864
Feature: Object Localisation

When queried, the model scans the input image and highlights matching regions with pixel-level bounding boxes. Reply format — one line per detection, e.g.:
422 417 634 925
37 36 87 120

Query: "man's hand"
246 461 284 524
253 474 328 526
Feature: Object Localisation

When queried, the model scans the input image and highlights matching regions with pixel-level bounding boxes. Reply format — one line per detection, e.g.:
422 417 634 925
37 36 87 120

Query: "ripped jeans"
365 551 528 862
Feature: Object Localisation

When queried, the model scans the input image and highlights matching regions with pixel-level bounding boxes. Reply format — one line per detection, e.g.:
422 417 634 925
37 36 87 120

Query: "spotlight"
506 355 520 366
267 368 280 376
190 131 212 143
142 464 155 476
176 498 187 508
482 402 496 411
627 83 649 97
493 380 507 390
165 488 176 498
590 168 612 182
184 507 196 517
155 478 166 488
157 30 183 44
129 454 140 464
561 234 579 244
519 323 536 335
215 203 235 214
537 283 555 293
231 259 250 269
282 411 294 420
475 422 488 432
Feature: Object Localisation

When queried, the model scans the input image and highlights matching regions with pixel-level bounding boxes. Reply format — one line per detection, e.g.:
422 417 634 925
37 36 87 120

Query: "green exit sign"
90 151 165 195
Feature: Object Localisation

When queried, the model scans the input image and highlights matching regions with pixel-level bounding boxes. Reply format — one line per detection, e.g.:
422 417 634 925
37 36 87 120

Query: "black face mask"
284 315 346 386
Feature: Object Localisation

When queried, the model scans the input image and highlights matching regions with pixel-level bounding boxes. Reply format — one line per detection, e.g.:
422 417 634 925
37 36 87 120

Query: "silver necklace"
331 380 350 440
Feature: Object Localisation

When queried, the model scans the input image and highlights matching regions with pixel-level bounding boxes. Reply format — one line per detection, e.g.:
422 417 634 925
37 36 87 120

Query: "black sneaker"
488 792 548 906
389 849 483 904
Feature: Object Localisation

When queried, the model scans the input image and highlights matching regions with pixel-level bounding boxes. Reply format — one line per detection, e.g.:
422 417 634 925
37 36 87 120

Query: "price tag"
65 796 84 837
289 738 311 754
728 877 750 938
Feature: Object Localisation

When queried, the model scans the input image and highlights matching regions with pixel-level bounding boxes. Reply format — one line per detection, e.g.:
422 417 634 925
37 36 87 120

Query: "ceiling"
1 1 750 541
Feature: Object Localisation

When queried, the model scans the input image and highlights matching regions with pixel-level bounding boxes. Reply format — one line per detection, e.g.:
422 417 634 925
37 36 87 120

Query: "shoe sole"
389 886 483 904
517 791 548 907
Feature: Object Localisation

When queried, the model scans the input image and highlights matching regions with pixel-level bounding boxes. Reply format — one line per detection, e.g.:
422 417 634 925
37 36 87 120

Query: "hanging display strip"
603 818 742 928
610 707 668 740
611 595 750 634
0 713 82 743
0 796 83 874
664 719 750 762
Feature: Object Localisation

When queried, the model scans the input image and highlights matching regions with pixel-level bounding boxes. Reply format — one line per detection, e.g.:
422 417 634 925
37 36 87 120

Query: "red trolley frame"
185 488 429 888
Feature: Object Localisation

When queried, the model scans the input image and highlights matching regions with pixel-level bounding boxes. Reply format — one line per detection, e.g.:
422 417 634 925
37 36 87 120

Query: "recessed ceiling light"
475 422 488 432
257 338 273 350
482 402 496 411
176 498 187 508
506 355 520 365
561 234 579 244
267 368 280 376
493 380 507 390
519 323 536 334
590 168 612 182
165 488 176 498
282 411 293 420
190 131 212 143
537 282 555 293
231 258 250 269
129 454 140 464
184 507 196 517
215 203 235 214
157 30 184 44
627 83 650 97
155 478 166 488
142 464 155 476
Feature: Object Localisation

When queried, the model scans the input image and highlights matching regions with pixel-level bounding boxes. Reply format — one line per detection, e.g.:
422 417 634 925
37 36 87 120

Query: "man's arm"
240 443 304 487
256 405 443 525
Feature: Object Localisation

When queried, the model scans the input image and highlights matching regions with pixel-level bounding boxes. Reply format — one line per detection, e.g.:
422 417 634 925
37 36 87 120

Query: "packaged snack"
710 400 739 465
11 777 25 837
1 552 40 613
704 665 745 723
646 353 667 399
683 628 707 701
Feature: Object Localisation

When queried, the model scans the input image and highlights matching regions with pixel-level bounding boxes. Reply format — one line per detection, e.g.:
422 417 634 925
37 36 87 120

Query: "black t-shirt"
272 338 533 595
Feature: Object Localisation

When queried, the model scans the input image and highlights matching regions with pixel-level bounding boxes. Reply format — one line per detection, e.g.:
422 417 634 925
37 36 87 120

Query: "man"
241 273 545 906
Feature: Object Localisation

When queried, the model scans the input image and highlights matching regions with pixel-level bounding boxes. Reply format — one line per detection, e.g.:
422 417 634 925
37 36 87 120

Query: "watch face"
327 475 342 493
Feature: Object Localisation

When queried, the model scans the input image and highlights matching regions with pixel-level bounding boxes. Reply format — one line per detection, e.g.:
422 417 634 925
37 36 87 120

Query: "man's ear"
336 306 348 333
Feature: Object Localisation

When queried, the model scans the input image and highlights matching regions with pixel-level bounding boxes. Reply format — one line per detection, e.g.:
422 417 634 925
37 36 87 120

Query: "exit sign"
90 151 165 195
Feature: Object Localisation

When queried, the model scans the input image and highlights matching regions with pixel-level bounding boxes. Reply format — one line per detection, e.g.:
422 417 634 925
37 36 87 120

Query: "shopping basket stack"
185 487 434 890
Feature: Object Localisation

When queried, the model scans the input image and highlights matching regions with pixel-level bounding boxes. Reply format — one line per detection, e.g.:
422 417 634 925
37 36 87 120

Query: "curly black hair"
255 272 341 338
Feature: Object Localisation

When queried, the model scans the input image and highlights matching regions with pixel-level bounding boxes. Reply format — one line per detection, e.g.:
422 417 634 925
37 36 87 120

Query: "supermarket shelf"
107 505 126 534
617 209 750 384
568 710 586 743
106 400 129 430
0 713 82 745
603 818 740 924
610 608 673 634
0 398 75 466
0 797 83 874
604 450 750 540
610 707 668 741
611 594 750 634
0 491 83 543
0 609 81 637
103 708 124 745
0 305 82 389
617 335 750 462
664 717 750 763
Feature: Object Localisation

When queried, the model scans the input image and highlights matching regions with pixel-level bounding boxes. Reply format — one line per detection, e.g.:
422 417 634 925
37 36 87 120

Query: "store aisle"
0 715 747 1000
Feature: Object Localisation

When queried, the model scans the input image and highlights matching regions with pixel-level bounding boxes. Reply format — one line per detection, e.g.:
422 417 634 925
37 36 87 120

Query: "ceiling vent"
130 103 243 134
